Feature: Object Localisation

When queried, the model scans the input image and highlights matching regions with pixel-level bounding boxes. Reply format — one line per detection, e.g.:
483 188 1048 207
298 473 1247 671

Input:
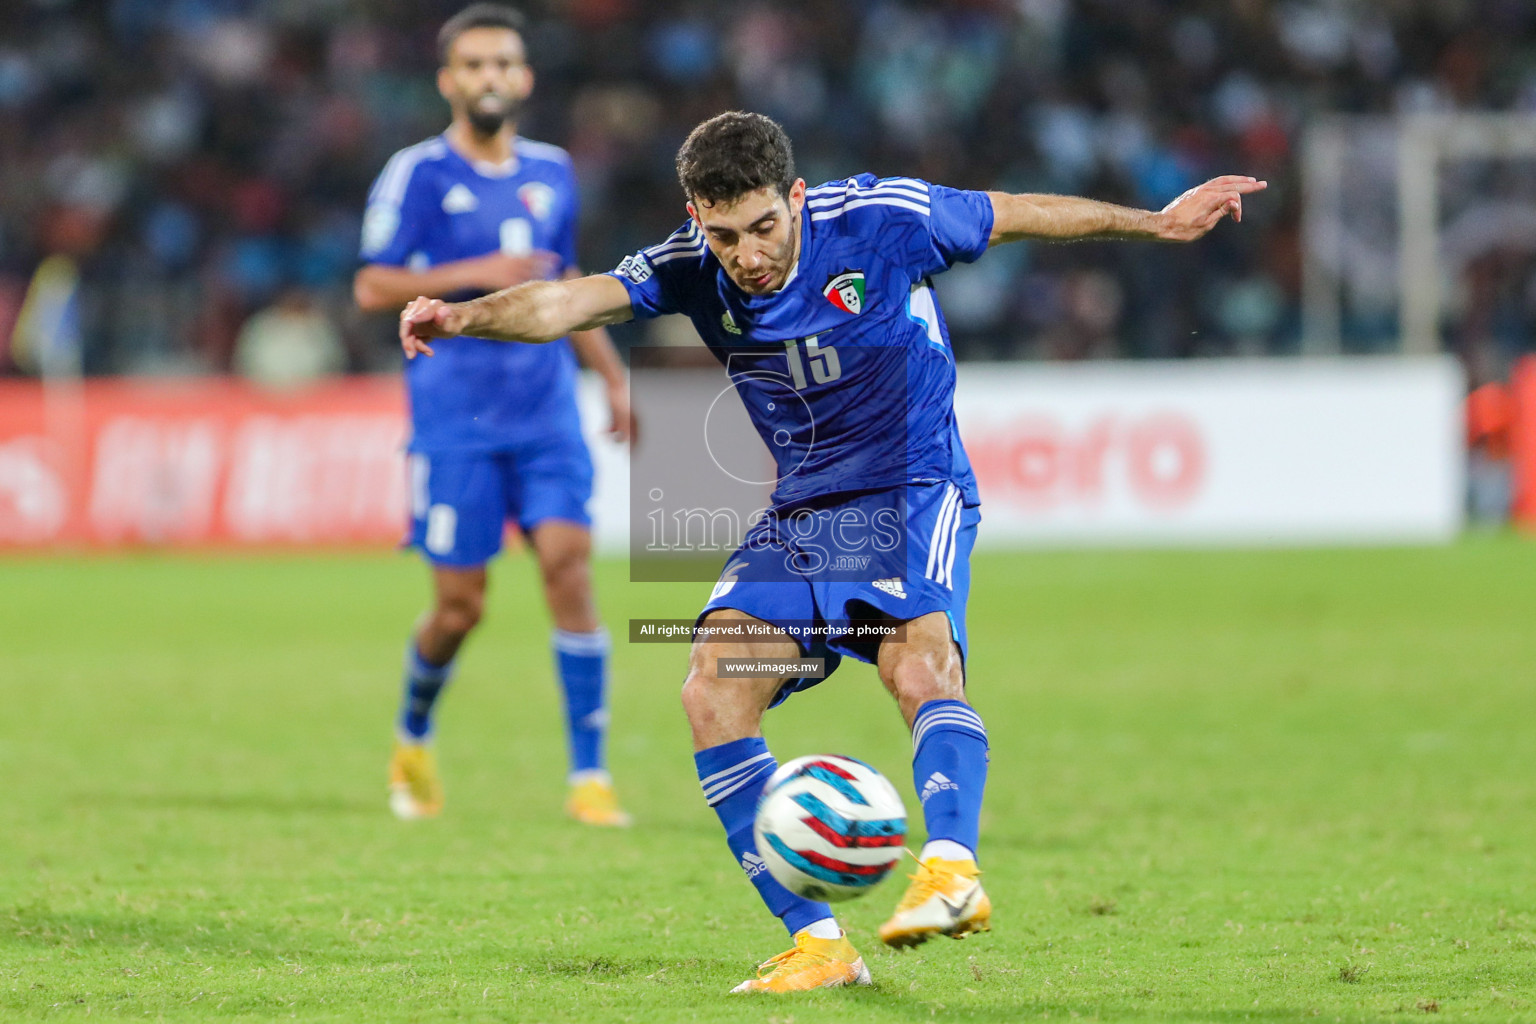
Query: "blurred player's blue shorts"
407 434 593 568
697 481 980 707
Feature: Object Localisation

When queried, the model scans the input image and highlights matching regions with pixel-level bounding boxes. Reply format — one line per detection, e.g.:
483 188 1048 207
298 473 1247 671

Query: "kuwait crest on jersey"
823 269 866 315
518 182 556 221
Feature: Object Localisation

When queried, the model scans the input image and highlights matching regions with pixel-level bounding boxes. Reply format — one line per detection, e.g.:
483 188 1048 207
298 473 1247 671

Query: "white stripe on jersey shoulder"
372 137 450 208
645 221 701 250
513 137 573 167
806 176 930 207
807 175 929 195
644 222 704 260
805 185 929 208
805 187 929 210
810 194 931 221
651 245 708 264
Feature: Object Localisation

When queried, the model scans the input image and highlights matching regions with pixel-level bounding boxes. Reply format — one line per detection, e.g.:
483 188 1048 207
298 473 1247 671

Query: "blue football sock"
553 628 609 777
399 643 454 741
910 699 989 858
696 737 834 936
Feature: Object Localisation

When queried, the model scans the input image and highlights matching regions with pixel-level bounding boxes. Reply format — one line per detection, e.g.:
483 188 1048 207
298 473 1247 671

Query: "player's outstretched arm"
354 252 559 313
986 175 1267 247
561 271 636 443
399 274 634 359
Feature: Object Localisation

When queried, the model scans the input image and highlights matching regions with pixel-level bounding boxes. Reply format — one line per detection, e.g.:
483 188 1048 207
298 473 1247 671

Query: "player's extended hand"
606 383 637 446
471 250 560 291
399 296 465 359
1155 175 1268 242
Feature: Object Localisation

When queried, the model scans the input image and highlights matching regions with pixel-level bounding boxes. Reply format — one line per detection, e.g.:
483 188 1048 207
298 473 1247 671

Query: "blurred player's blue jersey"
608 175 992 508
362 134 583 454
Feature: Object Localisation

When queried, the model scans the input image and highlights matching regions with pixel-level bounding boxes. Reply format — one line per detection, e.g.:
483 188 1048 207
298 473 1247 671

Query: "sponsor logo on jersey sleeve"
615 254 653 283
823 269 866 315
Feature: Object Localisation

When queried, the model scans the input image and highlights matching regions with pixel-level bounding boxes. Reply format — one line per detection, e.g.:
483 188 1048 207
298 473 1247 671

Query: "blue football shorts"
407 433 593 568
697 480 981 707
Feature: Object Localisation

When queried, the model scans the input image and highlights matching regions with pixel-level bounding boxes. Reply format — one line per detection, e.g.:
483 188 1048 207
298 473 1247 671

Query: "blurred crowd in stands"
2 0 1535 378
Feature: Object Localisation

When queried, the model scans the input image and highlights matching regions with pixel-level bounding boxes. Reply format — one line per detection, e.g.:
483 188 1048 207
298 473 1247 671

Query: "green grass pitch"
2 540 1534 1022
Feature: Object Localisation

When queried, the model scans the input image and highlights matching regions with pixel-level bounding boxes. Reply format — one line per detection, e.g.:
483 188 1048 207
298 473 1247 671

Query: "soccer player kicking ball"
355 5 633 826
399 112 1264 991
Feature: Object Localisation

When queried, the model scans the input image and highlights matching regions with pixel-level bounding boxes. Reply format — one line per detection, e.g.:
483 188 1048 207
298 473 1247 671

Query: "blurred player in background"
398 112 1263 991
354 4 632 826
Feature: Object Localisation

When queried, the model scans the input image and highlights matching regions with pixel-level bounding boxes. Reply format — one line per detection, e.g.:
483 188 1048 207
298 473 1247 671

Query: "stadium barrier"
1515 356 1536 529
0 357 1463 551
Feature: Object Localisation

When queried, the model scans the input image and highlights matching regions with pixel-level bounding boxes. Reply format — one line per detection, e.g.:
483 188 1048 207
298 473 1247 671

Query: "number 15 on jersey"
784 335 841 389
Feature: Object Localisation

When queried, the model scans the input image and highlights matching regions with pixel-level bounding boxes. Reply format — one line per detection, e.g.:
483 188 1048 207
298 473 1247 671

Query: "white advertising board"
584 357 1464 551
954 357 1464 545
576 376 633 554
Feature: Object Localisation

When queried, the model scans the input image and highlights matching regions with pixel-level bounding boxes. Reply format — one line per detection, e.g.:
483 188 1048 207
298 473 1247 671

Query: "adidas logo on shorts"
741 852 768 878
921 772 959 803
872 577 907 599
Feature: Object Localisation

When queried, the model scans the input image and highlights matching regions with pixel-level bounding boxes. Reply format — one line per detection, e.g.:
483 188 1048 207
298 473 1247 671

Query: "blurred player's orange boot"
878 856 991 948
388 740 443 820
729 930 872 994
564 773 632 827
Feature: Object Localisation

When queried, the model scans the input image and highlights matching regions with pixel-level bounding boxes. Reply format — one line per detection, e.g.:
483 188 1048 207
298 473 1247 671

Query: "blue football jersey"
609 175 993 508
361 134 584 453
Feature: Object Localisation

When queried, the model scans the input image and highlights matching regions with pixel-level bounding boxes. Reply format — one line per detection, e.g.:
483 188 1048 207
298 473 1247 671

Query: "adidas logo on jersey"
872 577 907 599
740 852 767 878
921 772 959 803
442 183 479 213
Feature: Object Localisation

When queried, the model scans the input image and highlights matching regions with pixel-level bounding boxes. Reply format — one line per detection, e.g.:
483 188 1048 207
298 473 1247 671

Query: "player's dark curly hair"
438 3 526 65
676 112 796 205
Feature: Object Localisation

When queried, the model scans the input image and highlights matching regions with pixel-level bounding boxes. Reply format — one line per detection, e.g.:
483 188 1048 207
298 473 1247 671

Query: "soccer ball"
752 754 907 903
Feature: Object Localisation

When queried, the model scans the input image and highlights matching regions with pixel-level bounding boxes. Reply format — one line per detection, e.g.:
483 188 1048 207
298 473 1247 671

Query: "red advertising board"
1515 356 1536 528
0 358 1474 549
0 377 408 547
